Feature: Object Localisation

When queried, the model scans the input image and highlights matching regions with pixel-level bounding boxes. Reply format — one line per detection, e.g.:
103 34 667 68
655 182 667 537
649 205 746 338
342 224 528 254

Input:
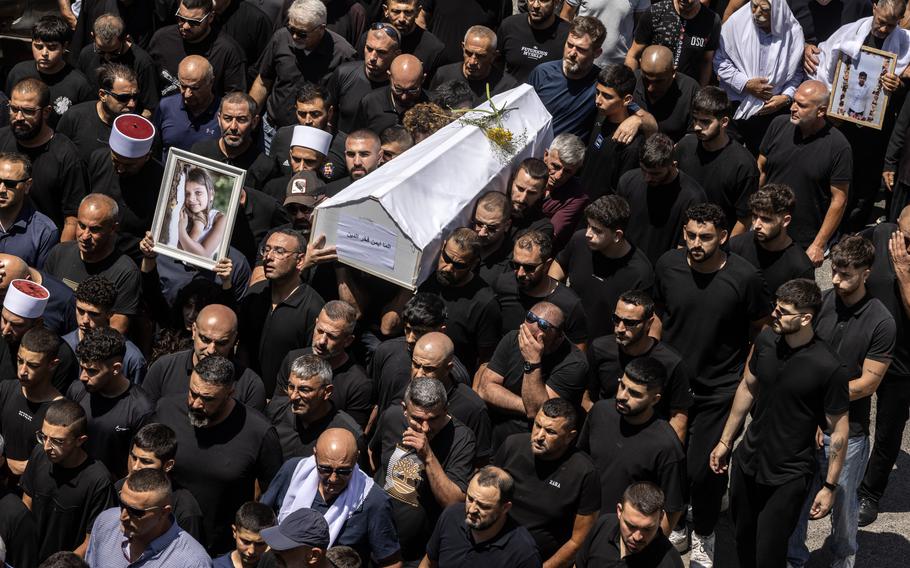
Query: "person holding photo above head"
175 166 227 260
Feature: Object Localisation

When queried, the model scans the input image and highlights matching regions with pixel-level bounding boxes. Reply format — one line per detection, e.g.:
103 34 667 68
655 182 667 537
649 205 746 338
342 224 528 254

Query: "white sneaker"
670 526 689 553
690 532 715 568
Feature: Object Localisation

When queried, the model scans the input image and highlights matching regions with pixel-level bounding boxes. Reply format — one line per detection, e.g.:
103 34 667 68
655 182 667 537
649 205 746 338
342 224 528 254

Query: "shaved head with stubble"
411 331 455 382
640 45 674 74
192 304 239 364
313 429 359 501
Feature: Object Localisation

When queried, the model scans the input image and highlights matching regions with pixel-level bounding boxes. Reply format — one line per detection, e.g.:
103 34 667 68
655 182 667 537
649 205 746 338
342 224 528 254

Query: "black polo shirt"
814 290 896 436
653 249 770 391
353 85 428 134
275 347 373 428
575 513 684 568
616 170 707 265
580 121 644 199
238 280 325 395
493 271 588 344
497 14 571 82
633 70 698 143
426 502 542 567
0 380 58 463
478 237 513 287
258 28 356 127
141 349 267 411
55 101 112 166
153 395 283 553
509 207 555 243
5 62 93 128
429 63 521 106
214 0 273 81
674 133 759 232
148 26 247 98
44 241 142 317
264 397 363 460
76 43 160 114
65 381 154 479
728 232 815 296
326 60 388 134
556 232 655 339
862 223 910 377
736 329 850 484
587 337 694 417
578 400 686 513
493 433 600 559
0 129 87 227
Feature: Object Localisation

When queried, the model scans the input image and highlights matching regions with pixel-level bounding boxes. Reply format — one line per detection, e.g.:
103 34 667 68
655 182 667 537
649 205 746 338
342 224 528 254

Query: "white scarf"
718 0 804 120
815 17 910 87
278 456 375 546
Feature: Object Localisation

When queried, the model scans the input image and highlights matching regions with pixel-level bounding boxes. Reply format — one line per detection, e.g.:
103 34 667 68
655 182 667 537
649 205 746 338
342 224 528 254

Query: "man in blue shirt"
0 153 58 269
152 55 220 161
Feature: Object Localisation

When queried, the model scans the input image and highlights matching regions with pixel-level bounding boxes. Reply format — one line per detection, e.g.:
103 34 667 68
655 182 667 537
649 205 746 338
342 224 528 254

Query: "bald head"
640 45 674 74
390 54 424 84
411 331 454 381
193 304 239 361
79 194 119 225
0 254 29 296
314 429 359 498
196 304 238 333
178 55 214 85
899 205 910 232
798 80 829 106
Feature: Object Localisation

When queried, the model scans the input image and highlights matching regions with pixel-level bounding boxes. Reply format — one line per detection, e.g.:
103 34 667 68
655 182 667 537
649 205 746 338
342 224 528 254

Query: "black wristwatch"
523 360 542 373
822 481 838 491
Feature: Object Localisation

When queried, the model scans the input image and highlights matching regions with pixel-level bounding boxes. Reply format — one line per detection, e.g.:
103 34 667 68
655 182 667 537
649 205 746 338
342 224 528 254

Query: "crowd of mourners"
1 0 910 567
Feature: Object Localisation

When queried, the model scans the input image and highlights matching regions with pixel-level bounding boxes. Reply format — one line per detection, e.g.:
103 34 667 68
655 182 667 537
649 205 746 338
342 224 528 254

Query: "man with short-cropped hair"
430 26 520 105
213 502 276 568
472 191 514 286
322 129 383 197
0 152 58 269
508 158 555 242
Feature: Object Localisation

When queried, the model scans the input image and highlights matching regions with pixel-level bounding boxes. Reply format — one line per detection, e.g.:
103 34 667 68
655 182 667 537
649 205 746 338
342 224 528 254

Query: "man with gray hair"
152 354 282 552
429 26 520 105
541 133 589 251
153 55 220 160
370 377 476 564
266 353 364 460
251 0 356 151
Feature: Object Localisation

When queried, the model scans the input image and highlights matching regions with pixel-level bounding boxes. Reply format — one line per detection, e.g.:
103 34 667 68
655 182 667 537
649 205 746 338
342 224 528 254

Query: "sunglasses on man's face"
119 493 161 519
440 248 470 270
525 311 556 331
316 464 354 477
103 90 139 103
612 314 644 327
175 11 211 26
509 260 544 273
0 177 28 188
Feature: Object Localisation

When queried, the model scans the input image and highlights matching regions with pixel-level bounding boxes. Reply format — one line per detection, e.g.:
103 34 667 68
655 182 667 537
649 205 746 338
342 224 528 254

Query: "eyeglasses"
9 104 42 117
103 90 139 103
35 430 67 448
259 244 302 259
509 260 544 273
316 464 354 477
286 23 321 39
525 311 556 331
175 10 211 26
440 248 470 270
119 493 162 519
0 177 29 188
391 84 422 97
370 22 401 44
612 314 644 327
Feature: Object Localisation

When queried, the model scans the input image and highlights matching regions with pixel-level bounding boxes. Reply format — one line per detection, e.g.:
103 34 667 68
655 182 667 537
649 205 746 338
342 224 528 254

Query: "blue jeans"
787 434 870 568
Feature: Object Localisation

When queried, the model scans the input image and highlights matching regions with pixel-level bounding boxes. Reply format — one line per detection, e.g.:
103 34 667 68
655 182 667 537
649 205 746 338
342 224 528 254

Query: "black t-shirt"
759 115 852 247
5 62 93 128
634 3 721 80
417 274 502 373
153 395 283 553
0 339 78 394
493 433 600 559
496 14 571 83
20 448 116 563
633 70 698 142
577 401 686 514
326 60 388 134
0 489 39 568
265 398 364 460
555 232 655 339
215 0 273 82
862 223 910 377
0 380 58 461
426 502 543 567
0 129 87 226
814 290 896 436
494 272 588 344
616 170 707 265
76 43 160 114
575 513 684 568
352 85 430 134
422 0 513 64
728 232 815 296
429 62 521 106
190 138 273 189
65 381 154 479
44 241 142 316
580 120 643 199
736 329 850 484
478 237 513 287
55 101 112 166
148 26 247 98
275 347 373 428
587 337 695 417
674 134 759 231
793 0 872 44
356 26 447 82
653 249 770 390
370 405 476 561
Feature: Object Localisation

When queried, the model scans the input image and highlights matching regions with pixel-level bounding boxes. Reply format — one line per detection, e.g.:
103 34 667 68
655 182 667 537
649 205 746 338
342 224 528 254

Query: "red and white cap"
3 279 50 319
110 114 156 158
291 125 332 157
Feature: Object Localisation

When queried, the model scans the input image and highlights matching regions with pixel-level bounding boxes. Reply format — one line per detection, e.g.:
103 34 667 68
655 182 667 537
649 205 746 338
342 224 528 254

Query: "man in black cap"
260 507 332 567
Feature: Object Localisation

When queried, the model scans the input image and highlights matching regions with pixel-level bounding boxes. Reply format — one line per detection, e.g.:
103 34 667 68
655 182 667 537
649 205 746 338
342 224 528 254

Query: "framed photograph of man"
829 46 896 130
151 148 245 270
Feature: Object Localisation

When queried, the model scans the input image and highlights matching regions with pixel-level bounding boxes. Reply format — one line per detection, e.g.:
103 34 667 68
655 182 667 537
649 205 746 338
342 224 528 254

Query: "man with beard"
729 184 815 295
472 192 514 286
498 0 570 82
149 0 246 99
421 466 540 567
711 279 850 568
0 79 86 238
578 357 686 531
57 63 141 165
153 56 221 160
67 327 154 480
357 0 445 80
653 203 770 567
266 354 364 460
675 86 759 234
273 301 372 428
323 130 383 197
541 134 589 250
0 153 58 269
616 133 708 265
143 304 266 411
5 15 93 128
575 482 684 567
328 25 401 134
550 195 654 340
353 55 428 135
586 290 694 441
152 355 282 552
262 125 334 202
632 45 699 143
417 228 501 374
507 159 555 242
430 27 520 105
493 399 600 565
495 231 588 350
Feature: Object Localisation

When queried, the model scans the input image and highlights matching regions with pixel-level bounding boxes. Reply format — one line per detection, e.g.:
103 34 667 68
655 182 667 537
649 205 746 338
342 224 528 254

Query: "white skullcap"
110 114 156 159
3 279 49 319
291 125 332 157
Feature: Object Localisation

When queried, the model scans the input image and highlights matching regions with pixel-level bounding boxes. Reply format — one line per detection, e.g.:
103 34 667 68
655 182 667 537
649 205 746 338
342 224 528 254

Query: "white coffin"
311 83 554 290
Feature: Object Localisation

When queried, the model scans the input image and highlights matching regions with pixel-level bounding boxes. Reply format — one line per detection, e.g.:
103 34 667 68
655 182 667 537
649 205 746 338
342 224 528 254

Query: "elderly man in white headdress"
714 0 804 152
260 428 403 567
262 125 333 202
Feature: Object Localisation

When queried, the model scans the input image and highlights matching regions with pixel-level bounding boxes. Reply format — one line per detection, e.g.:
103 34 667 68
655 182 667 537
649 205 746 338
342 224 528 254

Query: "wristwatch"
822 481 838 491
523 360 542 373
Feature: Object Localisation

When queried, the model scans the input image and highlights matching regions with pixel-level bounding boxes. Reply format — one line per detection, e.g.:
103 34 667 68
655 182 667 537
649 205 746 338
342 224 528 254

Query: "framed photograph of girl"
151 148 246 270
829 46 897 130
